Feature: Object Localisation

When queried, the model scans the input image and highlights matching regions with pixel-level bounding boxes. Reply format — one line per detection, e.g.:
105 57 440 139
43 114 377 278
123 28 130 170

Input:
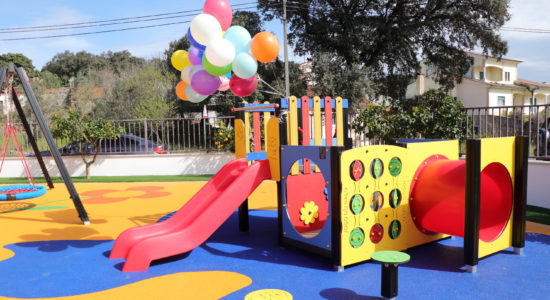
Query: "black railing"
464 104 549 160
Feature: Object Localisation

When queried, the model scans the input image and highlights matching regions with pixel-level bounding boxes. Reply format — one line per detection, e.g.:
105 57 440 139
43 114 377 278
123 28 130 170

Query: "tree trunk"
85 162 92 179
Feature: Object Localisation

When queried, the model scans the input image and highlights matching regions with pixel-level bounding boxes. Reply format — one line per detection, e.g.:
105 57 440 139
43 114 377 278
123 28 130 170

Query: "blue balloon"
225 71 232 79
187 27 206 51
232 53 258 79
223 26 252 54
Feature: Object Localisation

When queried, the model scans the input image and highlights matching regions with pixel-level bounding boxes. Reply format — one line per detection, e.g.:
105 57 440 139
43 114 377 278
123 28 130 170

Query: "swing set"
0 63 89 224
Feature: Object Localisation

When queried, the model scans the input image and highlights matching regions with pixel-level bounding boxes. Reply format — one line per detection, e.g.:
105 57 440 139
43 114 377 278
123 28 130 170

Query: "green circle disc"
371 158 384 179
388 157 402 177
349 228 365 248
350 194 364 215
389 220 402 239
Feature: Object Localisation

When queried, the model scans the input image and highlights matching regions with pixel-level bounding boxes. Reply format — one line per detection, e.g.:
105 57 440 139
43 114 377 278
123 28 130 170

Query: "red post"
253 101 261 152
324 97 333 146
301 97 311 174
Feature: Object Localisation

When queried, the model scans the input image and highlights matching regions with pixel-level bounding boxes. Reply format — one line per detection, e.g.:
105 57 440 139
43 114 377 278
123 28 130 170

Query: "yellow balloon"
171 50 192 71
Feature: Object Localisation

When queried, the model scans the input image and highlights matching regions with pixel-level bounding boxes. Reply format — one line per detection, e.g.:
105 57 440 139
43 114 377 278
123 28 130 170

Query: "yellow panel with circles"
339 141 459 267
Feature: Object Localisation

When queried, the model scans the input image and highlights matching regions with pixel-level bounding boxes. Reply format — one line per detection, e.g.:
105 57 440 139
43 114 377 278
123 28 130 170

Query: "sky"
0 0 549 83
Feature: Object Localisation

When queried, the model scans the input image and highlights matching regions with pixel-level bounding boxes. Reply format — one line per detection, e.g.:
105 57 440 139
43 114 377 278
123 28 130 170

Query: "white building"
407 52 550 108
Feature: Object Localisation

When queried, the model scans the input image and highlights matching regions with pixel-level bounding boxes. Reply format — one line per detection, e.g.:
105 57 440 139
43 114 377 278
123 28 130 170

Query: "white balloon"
181 65 203 84
190 14 222 46
205 39 236 67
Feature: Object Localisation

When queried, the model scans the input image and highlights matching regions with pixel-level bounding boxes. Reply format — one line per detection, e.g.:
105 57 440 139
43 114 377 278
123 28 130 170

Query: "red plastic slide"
110 158 271 272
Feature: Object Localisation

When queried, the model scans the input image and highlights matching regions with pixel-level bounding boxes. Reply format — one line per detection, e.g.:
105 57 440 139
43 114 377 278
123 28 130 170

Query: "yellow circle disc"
245 289 293 300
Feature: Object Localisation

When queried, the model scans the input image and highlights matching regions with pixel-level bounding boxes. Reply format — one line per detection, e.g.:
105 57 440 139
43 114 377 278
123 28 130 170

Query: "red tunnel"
410 156 513 243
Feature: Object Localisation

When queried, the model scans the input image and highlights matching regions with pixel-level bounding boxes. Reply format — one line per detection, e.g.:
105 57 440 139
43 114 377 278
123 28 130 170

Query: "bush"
213 120 234 152
352 89 466 143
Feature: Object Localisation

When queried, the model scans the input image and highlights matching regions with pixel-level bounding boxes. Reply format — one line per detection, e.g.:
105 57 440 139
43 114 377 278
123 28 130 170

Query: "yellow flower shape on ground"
300 201 319 225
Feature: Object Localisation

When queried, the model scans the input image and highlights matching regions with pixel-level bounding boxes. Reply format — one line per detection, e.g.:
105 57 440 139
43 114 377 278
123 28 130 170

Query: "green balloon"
203 55 232 76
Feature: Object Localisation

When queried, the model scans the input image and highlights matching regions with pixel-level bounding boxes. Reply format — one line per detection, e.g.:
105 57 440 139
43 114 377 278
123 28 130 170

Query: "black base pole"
238 199 249 232
381 263 399 299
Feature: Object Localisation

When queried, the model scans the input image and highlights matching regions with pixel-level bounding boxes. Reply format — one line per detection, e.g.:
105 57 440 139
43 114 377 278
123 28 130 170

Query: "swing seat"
0 184 46 200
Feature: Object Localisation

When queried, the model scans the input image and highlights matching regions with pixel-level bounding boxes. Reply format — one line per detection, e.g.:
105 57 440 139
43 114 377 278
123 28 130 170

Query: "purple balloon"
191 70 221 95
187 27 206 50
188 46 204 65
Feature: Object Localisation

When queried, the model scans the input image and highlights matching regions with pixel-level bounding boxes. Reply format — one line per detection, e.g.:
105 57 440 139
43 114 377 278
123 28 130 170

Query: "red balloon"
229 74 258 97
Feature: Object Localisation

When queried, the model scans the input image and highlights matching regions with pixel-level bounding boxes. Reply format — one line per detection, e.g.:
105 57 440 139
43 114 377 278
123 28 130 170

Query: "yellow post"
263 101 271 151
336 96 344 146
234 119 245 159
288 96 300 174
288 96 299 146
313 96 322 146
266 117 280 181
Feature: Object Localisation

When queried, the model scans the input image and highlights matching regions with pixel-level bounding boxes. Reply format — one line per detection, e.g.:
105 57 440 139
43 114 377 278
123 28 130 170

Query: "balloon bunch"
172 0 280 103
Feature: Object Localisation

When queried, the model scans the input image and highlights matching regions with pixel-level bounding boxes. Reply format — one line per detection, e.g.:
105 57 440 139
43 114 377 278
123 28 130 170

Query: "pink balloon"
229 74 257 97
203 0 233 31
218 76 230 91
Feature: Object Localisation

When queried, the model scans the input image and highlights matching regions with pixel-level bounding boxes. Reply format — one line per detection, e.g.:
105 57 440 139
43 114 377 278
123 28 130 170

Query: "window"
505 72 510 81
479 71 484 80
497 96 505 106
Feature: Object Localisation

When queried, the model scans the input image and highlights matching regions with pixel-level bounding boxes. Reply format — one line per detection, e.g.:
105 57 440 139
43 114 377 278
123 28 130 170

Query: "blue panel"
246 152 267 161
309 138 338 146
280 98 348 109
280 145 334 250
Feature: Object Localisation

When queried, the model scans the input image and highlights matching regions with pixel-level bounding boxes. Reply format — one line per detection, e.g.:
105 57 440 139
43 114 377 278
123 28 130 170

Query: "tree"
0 53 39 77
258 0 510 100
352 89 465 142
50 109 125 179
88 62 175 120
42 50 105 84
42 50 145 85
308 52 374 109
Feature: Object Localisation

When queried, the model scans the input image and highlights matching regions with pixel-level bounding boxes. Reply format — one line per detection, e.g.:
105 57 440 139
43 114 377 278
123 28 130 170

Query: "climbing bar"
232 103 278 112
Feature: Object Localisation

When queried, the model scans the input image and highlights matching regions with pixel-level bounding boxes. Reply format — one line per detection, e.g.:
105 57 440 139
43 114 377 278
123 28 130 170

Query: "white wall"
457 79 488 107
488 88 514 107
1 153 235 177
527 160 550 209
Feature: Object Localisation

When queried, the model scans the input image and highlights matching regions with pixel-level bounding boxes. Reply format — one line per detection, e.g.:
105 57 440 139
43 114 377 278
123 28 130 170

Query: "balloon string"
257 76 285 97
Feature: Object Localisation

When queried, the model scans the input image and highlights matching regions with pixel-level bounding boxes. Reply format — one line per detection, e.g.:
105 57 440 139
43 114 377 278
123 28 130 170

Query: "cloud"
2 6 95 69
502 0 550 40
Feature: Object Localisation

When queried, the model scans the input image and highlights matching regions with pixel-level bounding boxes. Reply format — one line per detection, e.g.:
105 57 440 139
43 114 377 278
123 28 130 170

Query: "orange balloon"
250 32 280 63
176 81 189 100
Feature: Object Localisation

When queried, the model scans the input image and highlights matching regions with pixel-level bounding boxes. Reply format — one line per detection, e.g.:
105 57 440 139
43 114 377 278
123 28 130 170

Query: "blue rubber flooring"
0 210 548 299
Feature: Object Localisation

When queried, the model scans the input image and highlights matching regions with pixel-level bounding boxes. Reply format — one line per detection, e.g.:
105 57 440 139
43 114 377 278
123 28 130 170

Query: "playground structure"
236 96 527 272
111 95 527 273
0 64 89 223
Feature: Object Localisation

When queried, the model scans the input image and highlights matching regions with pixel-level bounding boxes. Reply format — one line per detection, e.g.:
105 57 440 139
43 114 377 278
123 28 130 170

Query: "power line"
501 27 550 34
0 6 264 41
0 2 257 32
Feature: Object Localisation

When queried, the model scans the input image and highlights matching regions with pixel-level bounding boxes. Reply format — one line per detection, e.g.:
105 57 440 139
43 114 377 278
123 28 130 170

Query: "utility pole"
283 0 290 98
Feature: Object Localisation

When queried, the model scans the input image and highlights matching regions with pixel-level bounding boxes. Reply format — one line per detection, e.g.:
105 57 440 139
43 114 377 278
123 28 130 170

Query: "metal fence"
1 116 235 156
464 104 549 160
12 104 548 158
